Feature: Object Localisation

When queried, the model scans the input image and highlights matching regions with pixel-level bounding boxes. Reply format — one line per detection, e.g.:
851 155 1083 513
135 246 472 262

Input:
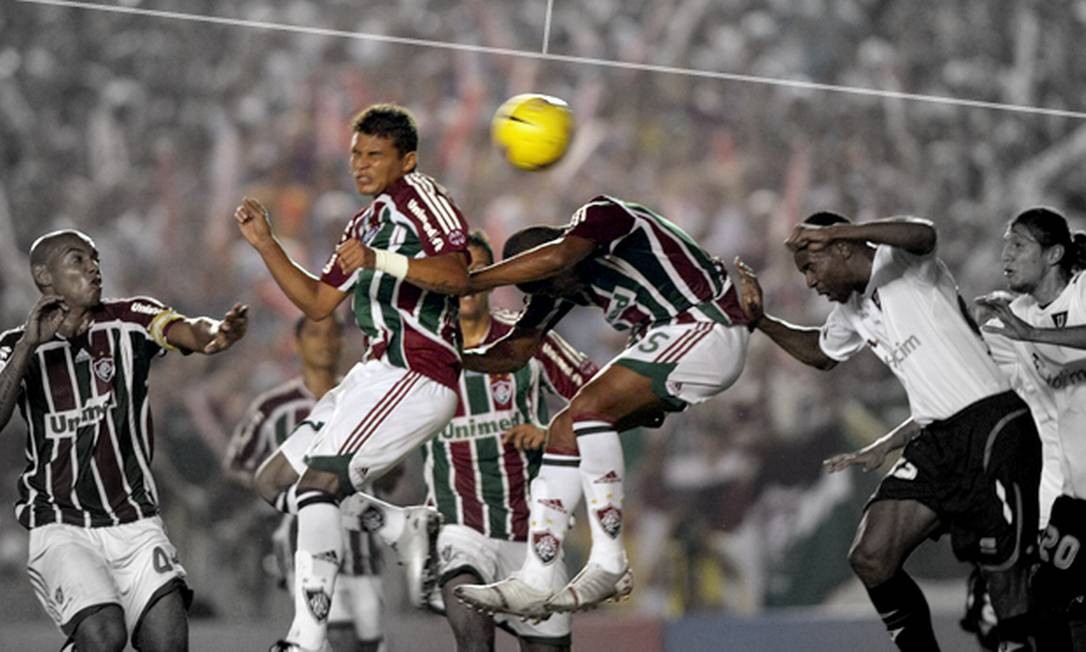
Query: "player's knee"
75 611 127 652
847 540 893 586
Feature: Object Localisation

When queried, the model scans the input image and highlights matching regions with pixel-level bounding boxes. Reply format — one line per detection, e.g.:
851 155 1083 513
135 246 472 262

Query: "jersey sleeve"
1065 271 1086 326
0 329 23 378
118 296 186 355
982 324 1026 383
564 197 636 251
320 211 364 291
819 304 866 361
516 295 576 335
534 330 599 401
398 174 470 257
223 399 271 475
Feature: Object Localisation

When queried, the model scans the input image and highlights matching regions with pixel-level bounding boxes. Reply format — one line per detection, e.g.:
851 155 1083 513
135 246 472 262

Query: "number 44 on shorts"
153 546 178 573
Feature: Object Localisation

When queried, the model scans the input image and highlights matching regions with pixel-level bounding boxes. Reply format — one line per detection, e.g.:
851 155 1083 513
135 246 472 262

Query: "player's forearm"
462 337 538 374
166 317 219 353
0 337 35 430
255 239 328 318
833 218 936 255
873 419 920 454
469 243 572 293
404 253 470 296
756 315 838 370
1017 324 1086 349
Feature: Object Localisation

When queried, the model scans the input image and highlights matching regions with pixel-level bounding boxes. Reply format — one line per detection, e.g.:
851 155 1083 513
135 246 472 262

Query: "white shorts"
297 359 458 490
27 517 189 637
437 524 571 641
611 321 748 410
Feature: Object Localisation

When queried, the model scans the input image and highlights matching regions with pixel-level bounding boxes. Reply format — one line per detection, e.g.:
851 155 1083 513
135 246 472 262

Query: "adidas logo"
537 498 567 513
593 471 621 484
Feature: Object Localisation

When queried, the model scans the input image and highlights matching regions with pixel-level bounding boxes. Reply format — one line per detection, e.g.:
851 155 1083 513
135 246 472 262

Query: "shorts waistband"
932 390 1025 428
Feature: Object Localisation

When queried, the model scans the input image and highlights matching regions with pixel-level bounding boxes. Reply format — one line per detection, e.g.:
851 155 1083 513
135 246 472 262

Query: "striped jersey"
517 196 748 340
226 376 382 576
320 171 469 389
422 311 597 541
0 296 182 529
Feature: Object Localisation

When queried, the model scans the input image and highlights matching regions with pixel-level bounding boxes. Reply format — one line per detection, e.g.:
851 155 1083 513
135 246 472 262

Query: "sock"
519 453 582 590
574 421 626 573
286 492 342 649
866 570 940 651
273 485 299 515
340 493 406 548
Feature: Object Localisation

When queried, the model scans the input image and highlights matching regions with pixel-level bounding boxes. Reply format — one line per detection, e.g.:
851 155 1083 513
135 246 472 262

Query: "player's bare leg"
132 587 189 652
850 499 942 651
254 451 302 513
71 604 127 652
443 571 498 652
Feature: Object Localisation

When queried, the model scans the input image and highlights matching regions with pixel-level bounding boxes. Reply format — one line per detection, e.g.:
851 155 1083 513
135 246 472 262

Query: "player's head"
348 104 419 196
460 230 495 319
792 212 866 303
294 314 343 372
29 229 102 308
502 225 585 298
1003 207 1086 293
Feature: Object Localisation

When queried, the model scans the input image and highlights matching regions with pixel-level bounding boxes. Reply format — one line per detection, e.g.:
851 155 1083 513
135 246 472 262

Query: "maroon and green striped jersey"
223 377 315 476
422 312 597 541
0 296 183 530
518 196 749 340
320 171 469 390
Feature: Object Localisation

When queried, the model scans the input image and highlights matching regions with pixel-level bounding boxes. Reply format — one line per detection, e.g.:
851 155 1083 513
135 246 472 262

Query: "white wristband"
372 249 410 279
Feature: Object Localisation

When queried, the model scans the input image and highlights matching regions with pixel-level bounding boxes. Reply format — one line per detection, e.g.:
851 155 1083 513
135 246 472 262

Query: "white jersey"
818 244 1008 424
1005 270 1086 498
984 329 1062 525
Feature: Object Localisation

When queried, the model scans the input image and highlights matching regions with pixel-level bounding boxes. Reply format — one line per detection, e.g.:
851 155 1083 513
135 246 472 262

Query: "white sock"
574 423 626 573
519 454 582 590
286 494 341 649
340 493 405 547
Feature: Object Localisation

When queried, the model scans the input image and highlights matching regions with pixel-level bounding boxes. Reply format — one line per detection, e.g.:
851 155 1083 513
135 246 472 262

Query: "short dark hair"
1012 207 1086 277
467 230 494 266
294 313 344 338
804 211 851 227
349 104 419 158
502 225 565 260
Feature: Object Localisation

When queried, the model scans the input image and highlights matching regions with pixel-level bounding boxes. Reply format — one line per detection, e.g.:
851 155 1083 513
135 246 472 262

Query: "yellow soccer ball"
491 93 573 170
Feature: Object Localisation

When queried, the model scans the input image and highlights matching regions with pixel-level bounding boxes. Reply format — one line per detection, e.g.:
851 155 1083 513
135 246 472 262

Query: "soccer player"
974 207 1086 650
453 196 750 618
223 315 386 652
0 229 248 652
427 231 600 651
735 212 1041 651
234 103 470 652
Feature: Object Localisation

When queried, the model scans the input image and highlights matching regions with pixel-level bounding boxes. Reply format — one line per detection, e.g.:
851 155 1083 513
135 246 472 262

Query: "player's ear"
31 263 51 289
1045 243 1065 268
400 151 418 174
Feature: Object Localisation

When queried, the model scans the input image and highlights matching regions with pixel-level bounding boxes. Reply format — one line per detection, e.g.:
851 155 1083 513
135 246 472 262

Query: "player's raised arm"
786 216 936 256
734 257 837 370
0 295 69 430
164 303 249 354
468 235 595 294
462 325 543 374
234 197 347 319
335 237 470 296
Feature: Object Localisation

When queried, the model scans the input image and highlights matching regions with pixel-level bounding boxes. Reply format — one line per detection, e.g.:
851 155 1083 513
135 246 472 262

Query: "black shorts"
1034 494 1086 612
870 391 1041 566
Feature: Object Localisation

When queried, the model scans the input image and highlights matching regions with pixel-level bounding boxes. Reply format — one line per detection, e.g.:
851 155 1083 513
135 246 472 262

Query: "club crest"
490 377 513 408
360 506 385 532
595 505 623 539
92 357 115 383
532 530 560 564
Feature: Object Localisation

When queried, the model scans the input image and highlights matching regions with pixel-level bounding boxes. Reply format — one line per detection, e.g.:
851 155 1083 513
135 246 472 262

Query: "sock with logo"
518 453 582 591
574 420 626 573
286 491 341 649
340 493 405 547
866 569 940 651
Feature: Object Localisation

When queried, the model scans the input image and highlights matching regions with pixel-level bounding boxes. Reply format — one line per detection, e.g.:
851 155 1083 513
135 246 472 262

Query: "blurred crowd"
1 0 1084 623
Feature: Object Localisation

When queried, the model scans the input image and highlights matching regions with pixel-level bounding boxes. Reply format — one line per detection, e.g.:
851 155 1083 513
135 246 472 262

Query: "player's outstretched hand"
822 442 888 474
975 293 1034 341
733 257 765 325
502 424 547 450
205 303 249 354
233 197 274 249
335 239 375 276
23 294 68 346
785 223 834 252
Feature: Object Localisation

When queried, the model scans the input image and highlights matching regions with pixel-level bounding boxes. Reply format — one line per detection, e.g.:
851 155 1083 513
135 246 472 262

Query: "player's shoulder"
485 309 519 340
388 171 455 209
99 296 171 323
251 376 309 412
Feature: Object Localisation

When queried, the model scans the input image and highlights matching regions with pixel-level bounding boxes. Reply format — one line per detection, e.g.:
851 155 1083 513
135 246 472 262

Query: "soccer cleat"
268 640 331 652
453 574 553 621
390 505 442 608
544 562 633 613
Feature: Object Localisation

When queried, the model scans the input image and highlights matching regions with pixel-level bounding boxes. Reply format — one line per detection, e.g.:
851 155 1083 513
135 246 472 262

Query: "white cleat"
268 640 332 652
544 562 634 613
453 574 553 621
390 506 442 608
